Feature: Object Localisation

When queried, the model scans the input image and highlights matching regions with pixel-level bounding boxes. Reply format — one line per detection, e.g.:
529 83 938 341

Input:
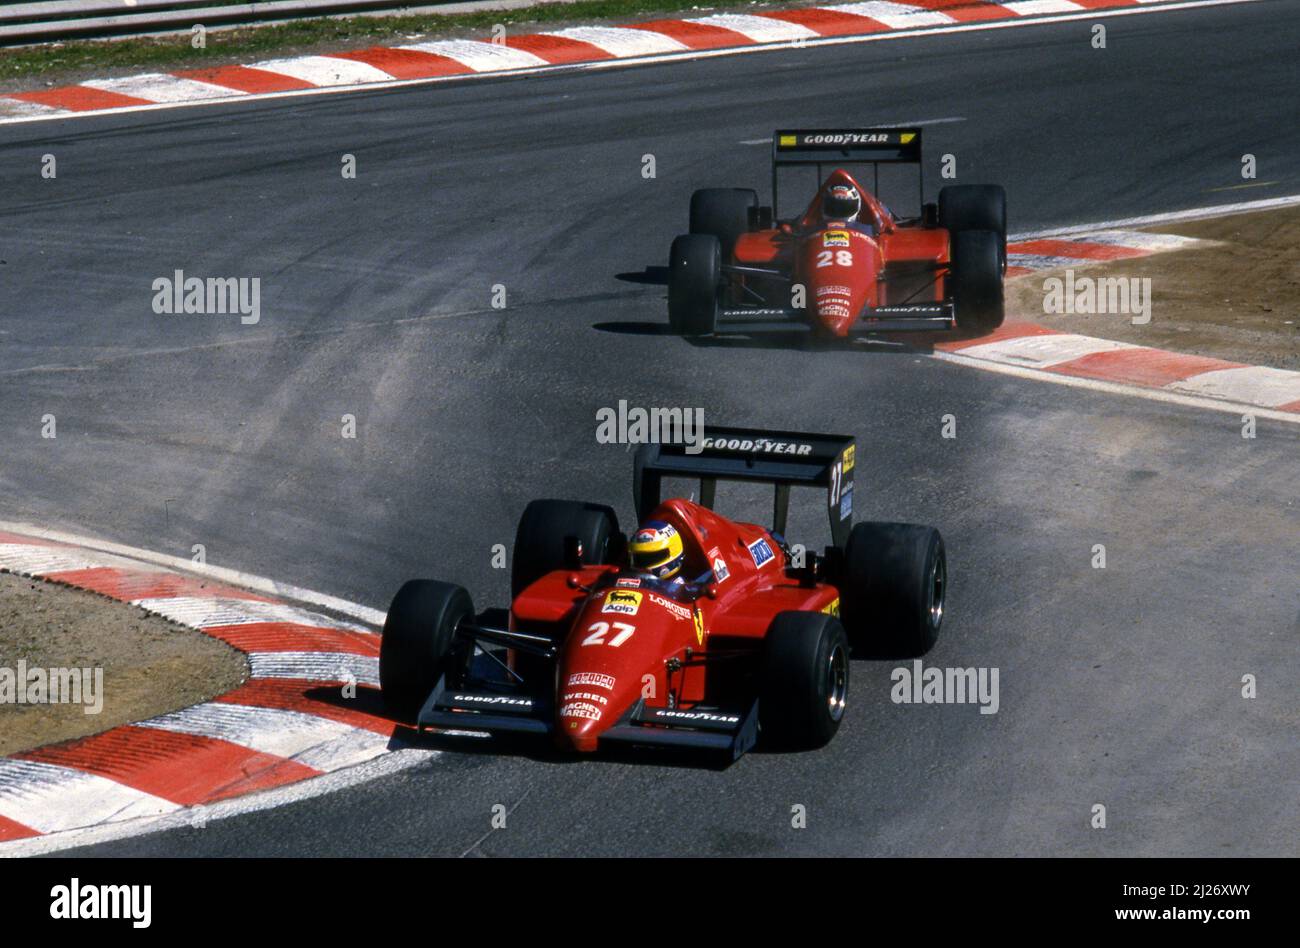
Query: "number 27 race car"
667 127 1007 339
379 427 948 759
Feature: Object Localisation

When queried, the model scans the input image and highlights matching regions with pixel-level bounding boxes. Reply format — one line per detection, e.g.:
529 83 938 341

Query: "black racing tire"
379 580 473 717
939 184 1007 267
759 611 851 750
839 522 947 657
511 499 621 598
667 233 720 336
949 229 1005 333
689 187 758 254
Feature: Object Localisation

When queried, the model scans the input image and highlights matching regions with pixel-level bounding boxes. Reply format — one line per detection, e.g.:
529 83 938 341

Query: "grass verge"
0 570 248 757
0 0 800 89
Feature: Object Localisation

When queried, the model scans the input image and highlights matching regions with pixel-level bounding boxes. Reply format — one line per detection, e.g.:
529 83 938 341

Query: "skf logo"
748 537 775 568
823 230 850 248
603 589 642 615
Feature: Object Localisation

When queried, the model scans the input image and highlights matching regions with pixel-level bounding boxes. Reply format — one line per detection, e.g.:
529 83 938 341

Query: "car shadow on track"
594 318 955 356
386 723 748 771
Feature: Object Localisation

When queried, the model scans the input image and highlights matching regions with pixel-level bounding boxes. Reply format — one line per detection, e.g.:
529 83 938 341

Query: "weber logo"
454 694 533 707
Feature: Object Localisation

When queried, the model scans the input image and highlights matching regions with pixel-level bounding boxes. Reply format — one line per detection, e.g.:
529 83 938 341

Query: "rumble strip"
0 529 403 847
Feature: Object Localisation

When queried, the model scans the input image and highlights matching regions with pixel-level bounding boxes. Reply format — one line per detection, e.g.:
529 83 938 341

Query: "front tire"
759 611 850 750
379 580 473 717
668 233 720 336
689 187 758 254
511 499 621 597
939 184 1007 268
949 229 1004 333
839 522 946 657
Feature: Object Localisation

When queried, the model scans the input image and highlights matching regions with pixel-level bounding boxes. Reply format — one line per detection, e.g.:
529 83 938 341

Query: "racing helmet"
627 520 685 580
822 184 861 222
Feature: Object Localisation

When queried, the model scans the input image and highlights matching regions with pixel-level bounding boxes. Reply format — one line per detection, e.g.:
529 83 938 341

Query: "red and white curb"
0 0 1252 124
0 526 427 854
935 322 1300 420
973 203 1300 420
1004 229 1208 278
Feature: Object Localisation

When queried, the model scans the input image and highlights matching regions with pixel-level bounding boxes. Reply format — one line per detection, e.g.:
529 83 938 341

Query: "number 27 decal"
582 621 636 647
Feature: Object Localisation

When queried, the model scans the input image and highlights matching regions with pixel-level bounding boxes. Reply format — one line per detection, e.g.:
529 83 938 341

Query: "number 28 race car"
379 427 948 759
667 128 1007 339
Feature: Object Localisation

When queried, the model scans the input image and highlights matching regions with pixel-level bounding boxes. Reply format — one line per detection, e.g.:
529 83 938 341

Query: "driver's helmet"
822 184 862 222
627 520 685 580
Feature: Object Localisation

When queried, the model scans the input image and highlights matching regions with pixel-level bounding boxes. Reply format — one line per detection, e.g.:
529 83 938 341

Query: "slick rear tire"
759 611 850 750
511 499 621 598
949 229 1005 333
839 522 946 657
939 184 1007 268
668 234 720 336
379 580 473 717
689 188 758 254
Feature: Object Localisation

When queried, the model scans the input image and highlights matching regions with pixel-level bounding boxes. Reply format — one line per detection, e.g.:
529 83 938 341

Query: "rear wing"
771 127 924 219
633 426 856 549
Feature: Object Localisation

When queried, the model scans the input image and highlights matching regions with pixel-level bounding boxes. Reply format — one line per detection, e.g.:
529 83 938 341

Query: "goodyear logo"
602 589 642 615
823 230 850 248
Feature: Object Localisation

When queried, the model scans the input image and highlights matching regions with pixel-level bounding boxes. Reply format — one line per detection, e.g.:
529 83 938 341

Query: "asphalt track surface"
2 1 1297 856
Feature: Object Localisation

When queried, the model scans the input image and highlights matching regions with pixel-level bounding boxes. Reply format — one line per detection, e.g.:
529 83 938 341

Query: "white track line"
82 73 243 102
248 651 380 685
828 2 954 28
693 14 820 42
955 333 1137 368
0 759 179 834
933 349 1300 424
541 25 688 57
132 595 372 633
0 748 437 857
1011 192 1300 240
0 521 387 626
400 39 548 70
0 0 1261 127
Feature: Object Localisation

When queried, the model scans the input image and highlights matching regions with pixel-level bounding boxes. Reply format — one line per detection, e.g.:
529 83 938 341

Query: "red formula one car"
379 427 947 759
667 128 1007 338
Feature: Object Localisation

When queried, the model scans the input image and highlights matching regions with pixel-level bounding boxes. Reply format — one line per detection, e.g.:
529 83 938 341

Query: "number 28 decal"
816 250 853 268
582 621 636 647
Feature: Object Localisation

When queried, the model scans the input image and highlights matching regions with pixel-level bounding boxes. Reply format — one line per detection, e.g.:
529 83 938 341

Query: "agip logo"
602 590 642 615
